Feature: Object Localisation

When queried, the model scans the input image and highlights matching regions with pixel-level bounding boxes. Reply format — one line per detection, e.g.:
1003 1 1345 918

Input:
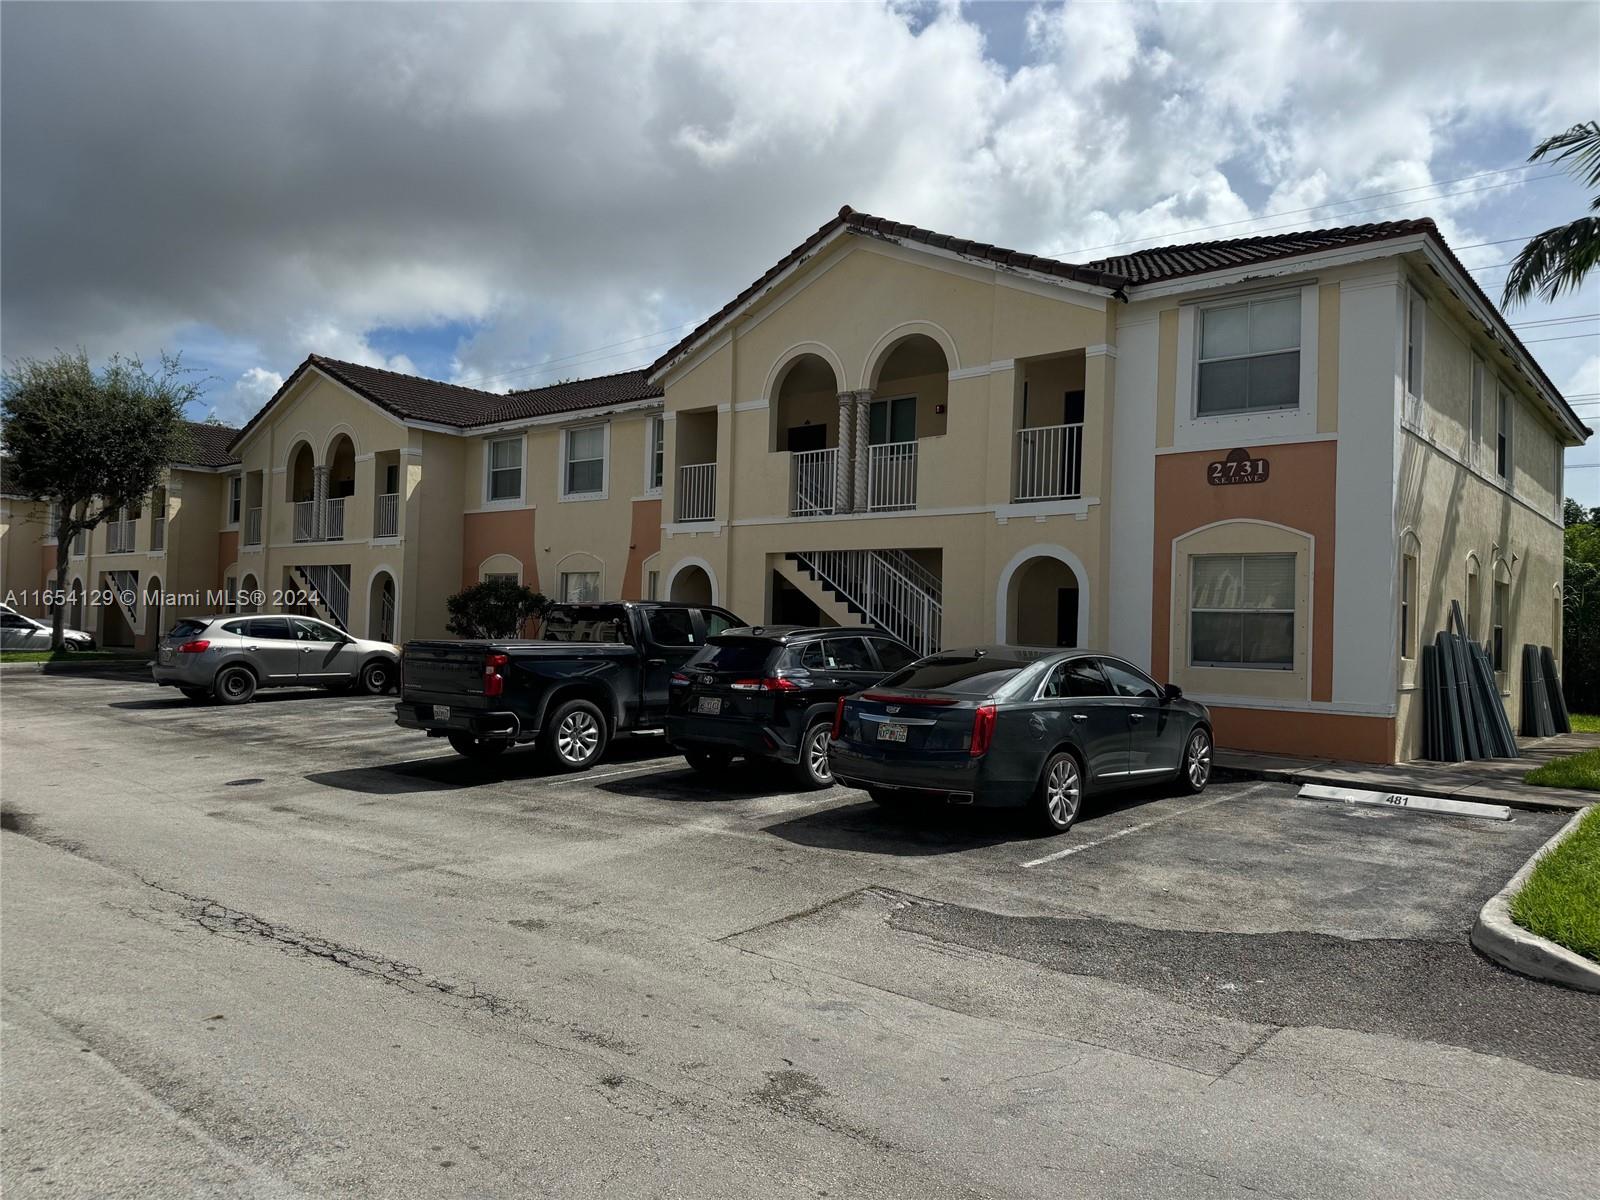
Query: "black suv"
667 626 919 788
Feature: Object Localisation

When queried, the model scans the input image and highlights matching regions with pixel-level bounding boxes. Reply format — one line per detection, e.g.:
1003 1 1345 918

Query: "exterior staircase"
292 564 351 632
105 570 140 637
781 549 942 656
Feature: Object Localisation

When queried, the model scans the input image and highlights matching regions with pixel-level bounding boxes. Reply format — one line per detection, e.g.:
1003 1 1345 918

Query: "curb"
1213 761 1583 814
1470 809 1600 993
0 658 152 677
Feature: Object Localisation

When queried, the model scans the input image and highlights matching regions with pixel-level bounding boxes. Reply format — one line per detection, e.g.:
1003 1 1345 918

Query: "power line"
1511 314 1600 329
1520 332 1600 345
1036 163 1552 260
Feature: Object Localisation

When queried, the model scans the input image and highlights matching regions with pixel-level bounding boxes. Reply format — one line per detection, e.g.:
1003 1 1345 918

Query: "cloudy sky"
3 1 1597 497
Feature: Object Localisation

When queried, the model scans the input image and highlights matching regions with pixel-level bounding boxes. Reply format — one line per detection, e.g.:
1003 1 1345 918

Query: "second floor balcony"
1013 422 1084 502
677 462 717 522
105 519 137 554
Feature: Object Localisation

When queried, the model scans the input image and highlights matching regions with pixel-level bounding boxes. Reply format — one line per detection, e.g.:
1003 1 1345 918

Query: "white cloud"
1 0 1595 417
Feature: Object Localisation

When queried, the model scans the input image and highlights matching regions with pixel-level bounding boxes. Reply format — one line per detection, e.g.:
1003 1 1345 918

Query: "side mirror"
1162 682 1183 702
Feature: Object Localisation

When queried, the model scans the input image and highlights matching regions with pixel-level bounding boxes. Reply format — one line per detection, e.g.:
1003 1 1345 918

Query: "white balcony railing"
325 496 346 542
374 492 399 539
790 447 838 516
293 500 317 543
244 506 263 547
865 441 917 512
150 515 166 552
1013 422 1084 502
677 463 716 522
106 521 136 554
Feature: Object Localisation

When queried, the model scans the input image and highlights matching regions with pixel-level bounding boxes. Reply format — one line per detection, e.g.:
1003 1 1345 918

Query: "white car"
0 603 95 651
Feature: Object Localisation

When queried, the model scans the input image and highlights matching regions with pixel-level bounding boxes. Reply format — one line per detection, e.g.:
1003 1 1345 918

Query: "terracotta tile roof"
1086 219 1438 284
487 369 661 424
174 419 242 468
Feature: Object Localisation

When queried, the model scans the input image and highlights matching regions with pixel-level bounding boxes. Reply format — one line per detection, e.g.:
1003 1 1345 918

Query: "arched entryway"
368 570 397 643
667 561 715 606
67 576 86 633
288 440 316 541
238 572 260 614
997 546 1087 648
325 432 356 541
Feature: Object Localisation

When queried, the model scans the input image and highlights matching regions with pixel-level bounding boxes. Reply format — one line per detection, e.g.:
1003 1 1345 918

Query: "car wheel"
178 686 210 703
213 665 257 706
448 732 509 760
358 659 394 695
1034 750 1084 834
792 720 834 791
1177 727 1212 794
683 747 734 776
539 699 608 771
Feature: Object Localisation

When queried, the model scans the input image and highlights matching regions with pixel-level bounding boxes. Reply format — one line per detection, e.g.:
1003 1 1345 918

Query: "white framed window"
1195 293 1301 417
1492 577 1510 672
1403 285 1425 424
1400 552 1418 661
560 571 600 603
645 415 665 494
1469 356 1485 465
486 436 524 503
562 424 608 499
646 569 659 601
481 572 519 586
227 475 243 525
44 500 61 544
1189 553 1296 669
1495 384 1514 482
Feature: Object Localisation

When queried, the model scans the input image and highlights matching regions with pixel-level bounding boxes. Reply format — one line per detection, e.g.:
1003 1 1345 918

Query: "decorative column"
852 389 873 513
312 464 329 541
834 391 855 513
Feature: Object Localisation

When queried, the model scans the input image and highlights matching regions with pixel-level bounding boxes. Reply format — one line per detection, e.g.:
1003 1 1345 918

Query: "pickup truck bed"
395 601 743 771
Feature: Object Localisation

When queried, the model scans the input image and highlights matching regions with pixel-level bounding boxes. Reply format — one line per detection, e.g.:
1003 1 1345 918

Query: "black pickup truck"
395 601 744 770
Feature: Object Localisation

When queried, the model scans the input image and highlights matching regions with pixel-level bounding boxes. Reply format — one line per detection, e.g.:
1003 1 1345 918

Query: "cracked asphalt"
2 672 1596 1199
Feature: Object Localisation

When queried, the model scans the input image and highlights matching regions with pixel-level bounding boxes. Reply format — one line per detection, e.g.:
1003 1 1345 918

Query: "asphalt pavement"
2 673 1595 1198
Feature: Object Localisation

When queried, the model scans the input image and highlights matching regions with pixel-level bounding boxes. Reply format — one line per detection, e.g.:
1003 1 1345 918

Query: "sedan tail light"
483 652 509 698
176 640 210 654
969 703 997 757
831 697 846 739
670 672 691 685
730 677 800 692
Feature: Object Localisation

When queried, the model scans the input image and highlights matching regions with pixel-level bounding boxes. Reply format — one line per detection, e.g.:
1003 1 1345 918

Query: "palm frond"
1501 216 1600 306
1529 120 1600 188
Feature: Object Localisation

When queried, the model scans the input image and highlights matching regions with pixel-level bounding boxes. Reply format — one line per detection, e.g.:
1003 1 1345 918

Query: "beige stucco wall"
1394 281 1569 760
1 496 52 616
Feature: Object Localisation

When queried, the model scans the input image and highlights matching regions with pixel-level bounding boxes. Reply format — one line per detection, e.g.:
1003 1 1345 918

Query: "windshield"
686 638 780 675
878 654 1030 696
541 605 628 644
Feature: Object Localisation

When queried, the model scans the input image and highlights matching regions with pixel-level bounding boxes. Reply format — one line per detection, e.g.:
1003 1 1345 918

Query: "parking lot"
3 672 1597 1198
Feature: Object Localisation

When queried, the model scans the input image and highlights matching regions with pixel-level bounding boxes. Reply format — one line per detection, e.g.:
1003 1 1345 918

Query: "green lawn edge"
0 649 149 663
1523 747 1600 792
1509 806 1600 964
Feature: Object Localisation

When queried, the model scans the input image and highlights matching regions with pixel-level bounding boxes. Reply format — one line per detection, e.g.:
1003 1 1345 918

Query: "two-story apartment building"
643 208 1589 763
2 208 1585 764
4 421 242 647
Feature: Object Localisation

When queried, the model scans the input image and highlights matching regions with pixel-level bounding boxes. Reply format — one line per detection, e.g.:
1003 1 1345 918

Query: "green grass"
1569 713 1600 734
0 648 146 663
1509 806 1600 963
1524 748 1600 791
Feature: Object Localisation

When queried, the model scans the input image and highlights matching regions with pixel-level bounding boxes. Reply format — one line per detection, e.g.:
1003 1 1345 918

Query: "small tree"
445 578 549 639
2 350 199 649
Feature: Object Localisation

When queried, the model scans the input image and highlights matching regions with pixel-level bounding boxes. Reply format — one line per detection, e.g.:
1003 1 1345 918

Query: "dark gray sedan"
827 646 1213 833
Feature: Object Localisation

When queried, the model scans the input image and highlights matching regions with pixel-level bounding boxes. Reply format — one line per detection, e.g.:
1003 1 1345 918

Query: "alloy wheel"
557 710 601 764
1046 757 1081 827
807 725 833 784
1186 730 1212 789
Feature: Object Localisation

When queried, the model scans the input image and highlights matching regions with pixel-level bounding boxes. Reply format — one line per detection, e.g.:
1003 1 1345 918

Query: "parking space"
4 673 1596 1199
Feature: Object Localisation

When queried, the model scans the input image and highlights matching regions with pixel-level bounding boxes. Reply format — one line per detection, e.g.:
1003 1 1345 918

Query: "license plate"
695 696 722 716
877 722 908 743
431 705 451 721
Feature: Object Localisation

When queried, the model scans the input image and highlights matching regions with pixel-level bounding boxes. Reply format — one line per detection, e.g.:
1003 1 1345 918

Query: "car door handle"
1071 713 1088 723
646 658 665 668
1129 712 1146 723
245 644 260 651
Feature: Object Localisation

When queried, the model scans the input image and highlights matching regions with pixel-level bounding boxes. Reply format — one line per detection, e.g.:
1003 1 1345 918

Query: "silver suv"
153 613 399 704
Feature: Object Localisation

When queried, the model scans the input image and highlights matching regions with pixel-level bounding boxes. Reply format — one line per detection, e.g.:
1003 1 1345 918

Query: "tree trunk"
51 516 71 652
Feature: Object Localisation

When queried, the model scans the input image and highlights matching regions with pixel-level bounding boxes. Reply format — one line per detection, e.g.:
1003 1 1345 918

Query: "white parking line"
1020 784 1268 868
